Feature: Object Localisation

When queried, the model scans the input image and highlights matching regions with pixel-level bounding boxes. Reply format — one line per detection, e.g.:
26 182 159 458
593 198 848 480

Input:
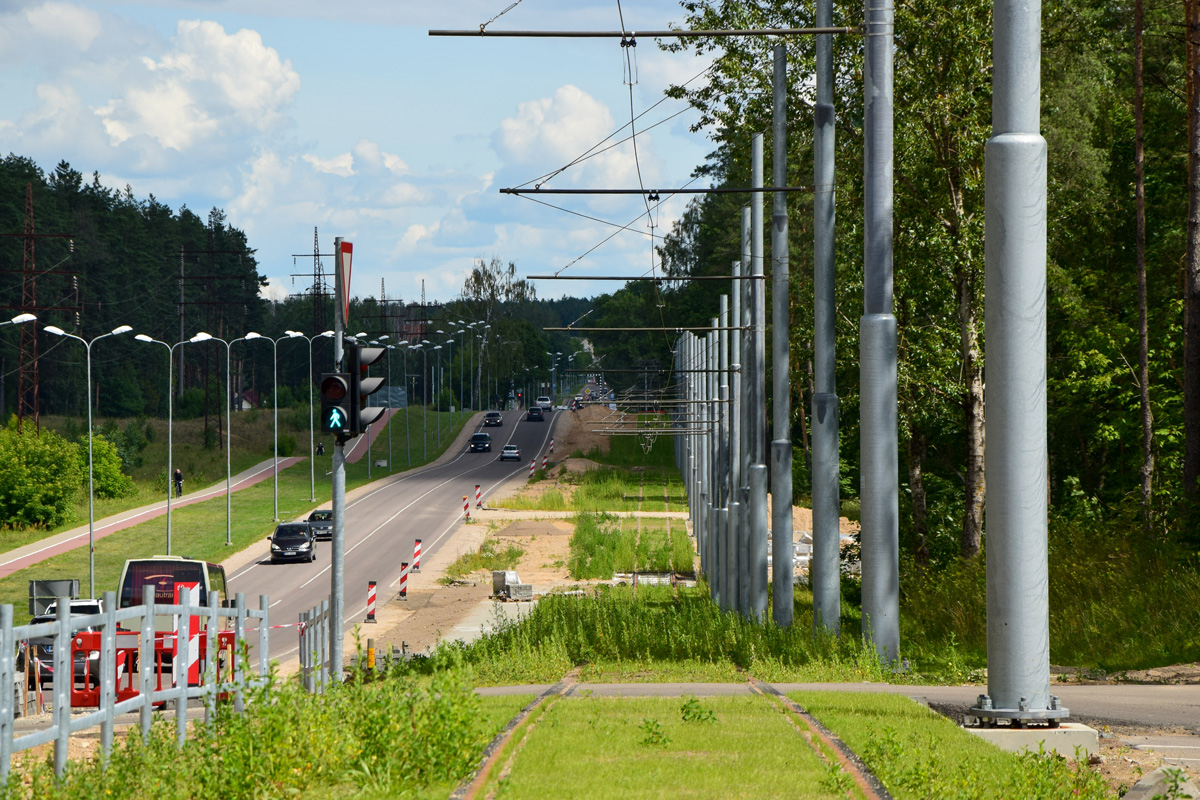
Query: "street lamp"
285 329 333 501
190 331 246 546
133 334 189 554
43 323 132 596
442 336 456 425
1 313 35 327
404 343 418 466
433 344 443 448
245 331 296 521
416 341 429 461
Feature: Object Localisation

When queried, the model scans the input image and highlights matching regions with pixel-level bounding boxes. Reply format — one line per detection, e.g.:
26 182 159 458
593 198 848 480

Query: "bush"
89 433 136 498
277 433 296 457
0 418 84 528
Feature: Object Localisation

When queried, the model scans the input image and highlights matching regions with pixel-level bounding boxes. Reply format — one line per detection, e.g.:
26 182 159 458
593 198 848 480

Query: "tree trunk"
1185 0 1200 505
959 269 985 558
908 428 929 568
1135 0 1155 531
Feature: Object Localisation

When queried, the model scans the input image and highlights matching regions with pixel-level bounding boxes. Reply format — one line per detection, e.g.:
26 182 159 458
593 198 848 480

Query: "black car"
469 432 493 452
306 509 333 540
269 523 317 563
526 407 544 421
483 411 503 427
17 614 100 688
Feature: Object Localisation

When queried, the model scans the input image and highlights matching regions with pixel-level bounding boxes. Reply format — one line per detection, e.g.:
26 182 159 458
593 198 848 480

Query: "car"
306 509 333 540
43 598 103 617
268 523 316 563
469 432 493 452
499 444 521 461
483 411 503 427
526 407 544 421
18 613 100 688
536 396 552 411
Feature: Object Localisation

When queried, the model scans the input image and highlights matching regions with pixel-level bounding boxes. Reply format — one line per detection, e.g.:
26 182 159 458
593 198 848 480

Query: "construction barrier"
529 459 536 477
542 454 548 470
464 495 470 521
549 438 554 454
365 581 377 623
399 562 409 599
476 484 482 508
412 539 422 572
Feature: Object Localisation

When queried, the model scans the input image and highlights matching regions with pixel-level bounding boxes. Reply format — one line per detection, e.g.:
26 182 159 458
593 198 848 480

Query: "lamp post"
133 334 189 554
190 331 245 546
405 344 418 466
285 329 332 501
455 320 466 412
433 344 443 448
43 323 132 596
1 313 35 328
418 341 429 460
442 336 456 426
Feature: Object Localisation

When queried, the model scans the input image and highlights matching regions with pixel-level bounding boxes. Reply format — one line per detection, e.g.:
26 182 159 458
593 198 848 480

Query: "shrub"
89 433 135 498
0 417 83 528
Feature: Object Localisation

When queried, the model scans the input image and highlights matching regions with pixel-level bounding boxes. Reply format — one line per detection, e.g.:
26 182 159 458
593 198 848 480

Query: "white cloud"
95 20 299 152
25 2 102 51
303 152 354 177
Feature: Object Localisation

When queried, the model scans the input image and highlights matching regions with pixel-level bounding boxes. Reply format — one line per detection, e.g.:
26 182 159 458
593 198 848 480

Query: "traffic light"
347 342 387 435
320 372 352 438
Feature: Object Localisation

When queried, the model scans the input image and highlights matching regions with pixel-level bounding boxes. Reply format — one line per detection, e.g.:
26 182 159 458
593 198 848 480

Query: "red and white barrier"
541 454 548 470
475 484 482 508
173 583 201 686
529 459 536 477
412 539 422 572
365 581 377 623
464 495 470 521
398 562 409 599
549 438 554 454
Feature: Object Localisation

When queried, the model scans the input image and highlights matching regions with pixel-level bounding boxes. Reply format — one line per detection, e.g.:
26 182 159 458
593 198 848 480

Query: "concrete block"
963 723 1099 759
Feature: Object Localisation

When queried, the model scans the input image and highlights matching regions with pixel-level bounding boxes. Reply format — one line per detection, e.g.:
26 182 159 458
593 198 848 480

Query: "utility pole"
330 237 349 681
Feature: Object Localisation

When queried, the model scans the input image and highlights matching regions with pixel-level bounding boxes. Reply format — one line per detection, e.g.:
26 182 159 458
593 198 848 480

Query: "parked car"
18 613 100 688
483 411 503 427
499 444 521 461
306 509 333 540
526 407 544 421
469 432 493 452
268 523 316 563
43 598 103 618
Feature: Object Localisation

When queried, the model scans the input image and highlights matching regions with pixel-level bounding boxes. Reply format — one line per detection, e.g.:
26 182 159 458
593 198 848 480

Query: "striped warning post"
529 459 536 477
475 484 482 508
412 539 422 572
541 454 548 470
365 581 377 623
464 495 470 521
399 562 409 599
549 438 554 454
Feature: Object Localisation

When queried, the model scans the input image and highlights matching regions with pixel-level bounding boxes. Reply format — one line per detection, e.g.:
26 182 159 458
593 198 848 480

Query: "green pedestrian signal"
320 373 352 437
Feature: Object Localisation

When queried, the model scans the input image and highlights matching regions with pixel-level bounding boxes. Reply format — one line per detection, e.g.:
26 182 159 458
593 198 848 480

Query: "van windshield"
119 560 207 608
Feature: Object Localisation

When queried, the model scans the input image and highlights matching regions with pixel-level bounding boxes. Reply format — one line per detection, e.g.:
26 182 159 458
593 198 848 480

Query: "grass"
441 538 527 583
4 667 528 800
567 513 693 579
483 696 839 799
568 468 686 513
492 488 568 511
0 408 472 611
791 691 1111 800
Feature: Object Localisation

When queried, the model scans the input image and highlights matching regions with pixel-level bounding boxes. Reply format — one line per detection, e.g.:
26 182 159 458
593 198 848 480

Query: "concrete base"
963 723 1099 759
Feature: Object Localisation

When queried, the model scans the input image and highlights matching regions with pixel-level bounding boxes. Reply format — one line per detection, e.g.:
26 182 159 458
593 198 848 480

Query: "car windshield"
273 526 309 542
471 434 489 441
309 511 332 522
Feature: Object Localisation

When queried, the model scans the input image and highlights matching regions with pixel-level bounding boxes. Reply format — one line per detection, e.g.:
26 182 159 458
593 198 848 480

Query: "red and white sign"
173 582 201 685
337 240 353 329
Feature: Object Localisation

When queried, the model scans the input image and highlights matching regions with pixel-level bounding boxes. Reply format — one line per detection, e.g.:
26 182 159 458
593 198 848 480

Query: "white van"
117 555 228 632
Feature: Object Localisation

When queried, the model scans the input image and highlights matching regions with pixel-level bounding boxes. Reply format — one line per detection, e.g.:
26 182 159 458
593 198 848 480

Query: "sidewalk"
0 409 402 580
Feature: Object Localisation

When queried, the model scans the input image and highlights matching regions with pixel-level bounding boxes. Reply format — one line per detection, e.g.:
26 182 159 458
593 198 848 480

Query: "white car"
499 444 522 461
536 396 552 411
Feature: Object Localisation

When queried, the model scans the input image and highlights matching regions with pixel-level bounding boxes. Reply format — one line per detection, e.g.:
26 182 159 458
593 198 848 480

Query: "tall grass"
567 513 694 579
414 585 893 686
901 516 1200 671
493 488 568 511
570 467 686 512
442 538 526 582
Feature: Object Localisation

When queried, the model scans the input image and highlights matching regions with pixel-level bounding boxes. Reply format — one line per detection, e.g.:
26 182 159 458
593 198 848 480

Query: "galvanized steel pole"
771 44 795 628
812 0 842 635
740 207 753 617
330 236 347 682
718 294 732 612
860 0 901 663
728 263 743 616
968 0 1067 726
749 133 770 622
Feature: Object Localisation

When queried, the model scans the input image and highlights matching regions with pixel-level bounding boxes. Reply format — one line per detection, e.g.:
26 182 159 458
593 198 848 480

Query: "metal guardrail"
298 599 332 694
0 585 270 784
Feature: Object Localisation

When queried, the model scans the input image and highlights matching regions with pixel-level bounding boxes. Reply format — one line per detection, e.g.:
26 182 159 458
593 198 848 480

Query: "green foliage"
0 419 83 528
87 433 135 498
442 537 526 582
10 667 493 798
680 696 717 724
276 432 296 458
639 717 671 747
568 513 691 579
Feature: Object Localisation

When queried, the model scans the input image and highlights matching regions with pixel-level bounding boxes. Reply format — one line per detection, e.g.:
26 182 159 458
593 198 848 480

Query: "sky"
0 0 716 307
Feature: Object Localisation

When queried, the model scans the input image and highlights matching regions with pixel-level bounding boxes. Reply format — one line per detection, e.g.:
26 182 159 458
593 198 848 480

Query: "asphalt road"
226 408 560 665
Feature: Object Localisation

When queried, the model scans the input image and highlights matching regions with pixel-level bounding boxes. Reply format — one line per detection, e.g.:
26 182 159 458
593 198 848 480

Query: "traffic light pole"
330 236 347 683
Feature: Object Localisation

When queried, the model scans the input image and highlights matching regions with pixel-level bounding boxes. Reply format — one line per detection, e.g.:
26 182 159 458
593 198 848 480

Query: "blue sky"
0 1 715 305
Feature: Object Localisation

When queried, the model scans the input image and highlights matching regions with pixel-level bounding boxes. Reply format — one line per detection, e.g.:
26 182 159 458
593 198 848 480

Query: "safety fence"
0 586 270 784
298 599 332 695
